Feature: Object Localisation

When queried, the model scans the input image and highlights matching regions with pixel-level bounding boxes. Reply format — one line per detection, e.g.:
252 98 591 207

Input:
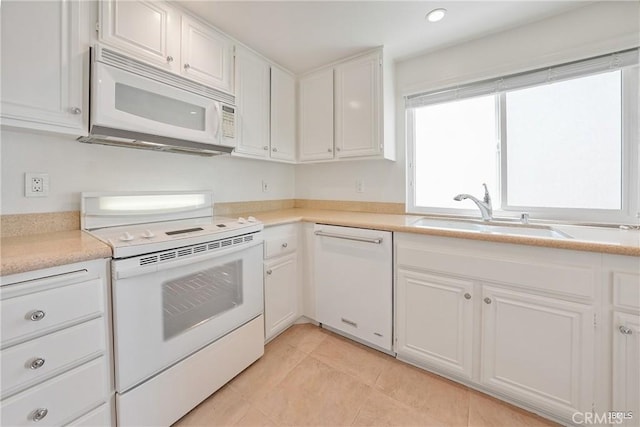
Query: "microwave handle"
213 103 221 140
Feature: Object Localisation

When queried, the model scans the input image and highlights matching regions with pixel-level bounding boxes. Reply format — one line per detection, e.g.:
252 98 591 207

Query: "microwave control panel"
222 105 235 139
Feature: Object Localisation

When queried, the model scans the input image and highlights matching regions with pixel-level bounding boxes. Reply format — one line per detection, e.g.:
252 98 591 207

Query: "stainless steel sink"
412 217 573 239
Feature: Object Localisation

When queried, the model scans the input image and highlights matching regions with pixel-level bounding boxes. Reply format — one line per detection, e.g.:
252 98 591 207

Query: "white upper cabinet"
270 67 296 162
180 15 233 93
100 0 233 94
234 47 271 158
1 0 86 135
334 52 381 158
99 0 180 72
298 48 395 163
299 69 334 161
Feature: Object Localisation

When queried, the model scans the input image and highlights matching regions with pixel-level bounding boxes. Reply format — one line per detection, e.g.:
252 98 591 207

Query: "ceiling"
177 1 590 74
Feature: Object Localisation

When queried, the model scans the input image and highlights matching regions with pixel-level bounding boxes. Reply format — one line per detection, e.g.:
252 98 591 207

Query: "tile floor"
173 323 559 427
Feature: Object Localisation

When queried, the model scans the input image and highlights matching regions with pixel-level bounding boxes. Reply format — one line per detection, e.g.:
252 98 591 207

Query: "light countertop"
251 208 640 257
1 208 638 277
1 230 112 277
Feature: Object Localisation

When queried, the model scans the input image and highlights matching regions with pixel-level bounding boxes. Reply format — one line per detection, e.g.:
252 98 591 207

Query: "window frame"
406 68 639 224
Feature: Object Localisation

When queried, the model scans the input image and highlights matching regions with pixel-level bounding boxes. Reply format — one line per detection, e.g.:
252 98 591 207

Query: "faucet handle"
482 183 491 204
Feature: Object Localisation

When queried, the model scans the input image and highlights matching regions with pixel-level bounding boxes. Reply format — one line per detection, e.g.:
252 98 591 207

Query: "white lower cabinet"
613 312 640 427
395 232 600 424
396 270 473 379
263 224 299 341
480 286 594 418
0 259 112 426
264 254 298 340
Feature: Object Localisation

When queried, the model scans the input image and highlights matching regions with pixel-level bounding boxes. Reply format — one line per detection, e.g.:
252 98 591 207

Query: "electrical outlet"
356 179 364 193
25 173 49 197
262 180 269 193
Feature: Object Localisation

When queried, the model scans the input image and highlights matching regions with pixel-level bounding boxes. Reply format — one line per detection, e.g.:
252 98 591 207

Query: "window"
407 49 638 223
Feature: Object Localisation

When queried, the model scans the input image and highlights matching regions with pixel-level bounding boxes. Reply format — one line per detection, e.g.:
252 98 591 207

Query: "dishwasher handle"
314 230 383 244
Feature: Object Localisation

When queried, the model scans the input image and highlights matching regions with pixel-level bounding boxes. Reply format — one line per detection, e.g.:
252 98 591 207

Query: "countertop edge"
259 211 640 257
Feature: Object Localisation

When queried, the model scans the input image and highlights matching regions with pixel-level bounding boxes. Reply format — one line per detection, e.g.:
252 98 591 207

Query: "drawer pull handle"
484 297 492 305
266 269 272 275
28 358 45 370
281 243 288 248
27 310 46 321
619 325 633 335
31 408 48 422
464 293 472 300
341 317 357 328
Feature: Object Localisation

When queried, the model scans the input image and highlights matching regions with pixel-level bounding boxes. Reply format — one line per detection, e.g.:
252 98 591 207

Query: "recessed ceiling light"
426 8 447 23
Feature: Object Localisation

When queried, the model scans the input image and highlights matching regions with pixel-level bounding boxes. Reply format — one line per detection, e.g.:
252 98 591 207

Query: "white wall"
0 129 295 214
296 1 640 205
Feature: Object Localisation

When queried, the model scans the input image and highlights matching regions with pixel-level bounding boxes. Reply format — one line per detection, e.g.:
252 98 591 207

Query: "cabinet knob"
184 63 191 70
266 269 272 275
464 293 472 300
28 357 45 370
336 147 341 152
263 146 269 150
282 242 288 248
70 107 82 115
619 325 633 335
272 147 278 152
483 297 492 304
31 408 48 422
166 55 174 63
27 310 46 321
327 148 332 153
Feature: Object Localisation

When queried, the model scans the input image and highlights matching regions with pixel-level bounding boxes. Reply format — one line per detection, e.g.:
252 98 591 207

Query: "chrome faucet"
454 183 493 221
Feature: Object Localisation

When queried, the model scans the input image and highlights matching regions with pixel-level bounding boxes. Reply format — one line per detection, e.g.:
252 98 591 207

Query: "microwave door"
93 63 220 146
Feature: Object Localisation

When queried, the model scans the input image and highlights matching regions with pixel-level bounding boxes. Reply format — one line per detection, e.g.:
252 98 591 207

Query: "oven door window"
162 259 242 340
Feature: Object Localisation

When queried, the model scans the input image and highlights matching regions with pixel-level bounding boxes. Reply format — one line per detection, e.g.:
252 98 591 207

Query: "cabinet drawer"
1 318 105 398
613 272 640 311
264 234 297 259
1 278 103 346
67 403 110 427
1 357 107 427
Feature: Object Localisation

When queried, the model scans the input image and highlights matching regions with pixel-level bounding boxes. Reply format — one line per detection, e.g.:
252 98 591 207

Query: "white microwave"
78 45 236 156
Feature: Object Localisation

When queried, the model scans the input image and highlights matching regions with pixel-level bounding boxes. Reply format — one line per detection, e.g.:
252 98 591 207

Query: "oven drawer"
1 318 105 398
1 278 103 346
1 357 107 427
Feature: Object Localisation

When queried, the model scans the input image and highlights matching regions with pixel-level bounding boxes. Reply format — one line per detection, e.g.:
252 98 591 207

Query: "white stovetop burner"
81 192 263 258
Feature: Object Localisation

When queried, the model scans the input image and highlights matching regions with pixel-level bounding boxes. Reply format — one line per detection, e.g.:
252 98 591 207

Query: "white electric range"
81 191 265 426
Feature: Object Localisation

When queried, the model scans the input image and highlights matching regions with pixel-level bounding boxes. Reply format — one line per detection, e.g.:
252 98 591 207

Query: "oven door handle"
115 239 263 280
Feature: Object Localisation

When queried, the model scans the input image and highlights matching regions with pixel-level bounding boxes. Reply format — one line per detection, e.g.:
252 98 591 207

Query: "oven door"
112 240 263 392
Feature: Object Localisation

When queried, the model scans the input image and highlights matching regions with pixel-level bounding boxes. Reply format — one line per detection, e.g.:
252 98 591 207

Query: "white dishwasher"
314 224 393 352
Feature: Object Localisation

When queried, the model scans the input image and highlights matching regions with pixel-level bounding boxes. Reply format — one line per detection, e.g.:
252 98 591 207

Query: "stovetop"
87 216 263 259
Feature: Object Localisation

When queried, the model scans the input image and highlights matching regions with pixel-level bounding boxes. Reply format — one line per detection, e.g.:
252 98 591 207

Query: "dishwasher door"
314 224 393 351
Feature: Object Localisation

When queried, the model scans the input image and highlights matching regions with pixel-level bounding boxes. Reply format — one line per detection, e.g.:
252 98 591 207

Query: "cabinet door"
181 15 233 93
481 286 594 419
334 52 381 158
234 47 271 158
99 0 179 72
613 312 639 427
396 269 474 379
1 0 85 134
299 69 334 161
270 67 296 162
264 254 298 341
